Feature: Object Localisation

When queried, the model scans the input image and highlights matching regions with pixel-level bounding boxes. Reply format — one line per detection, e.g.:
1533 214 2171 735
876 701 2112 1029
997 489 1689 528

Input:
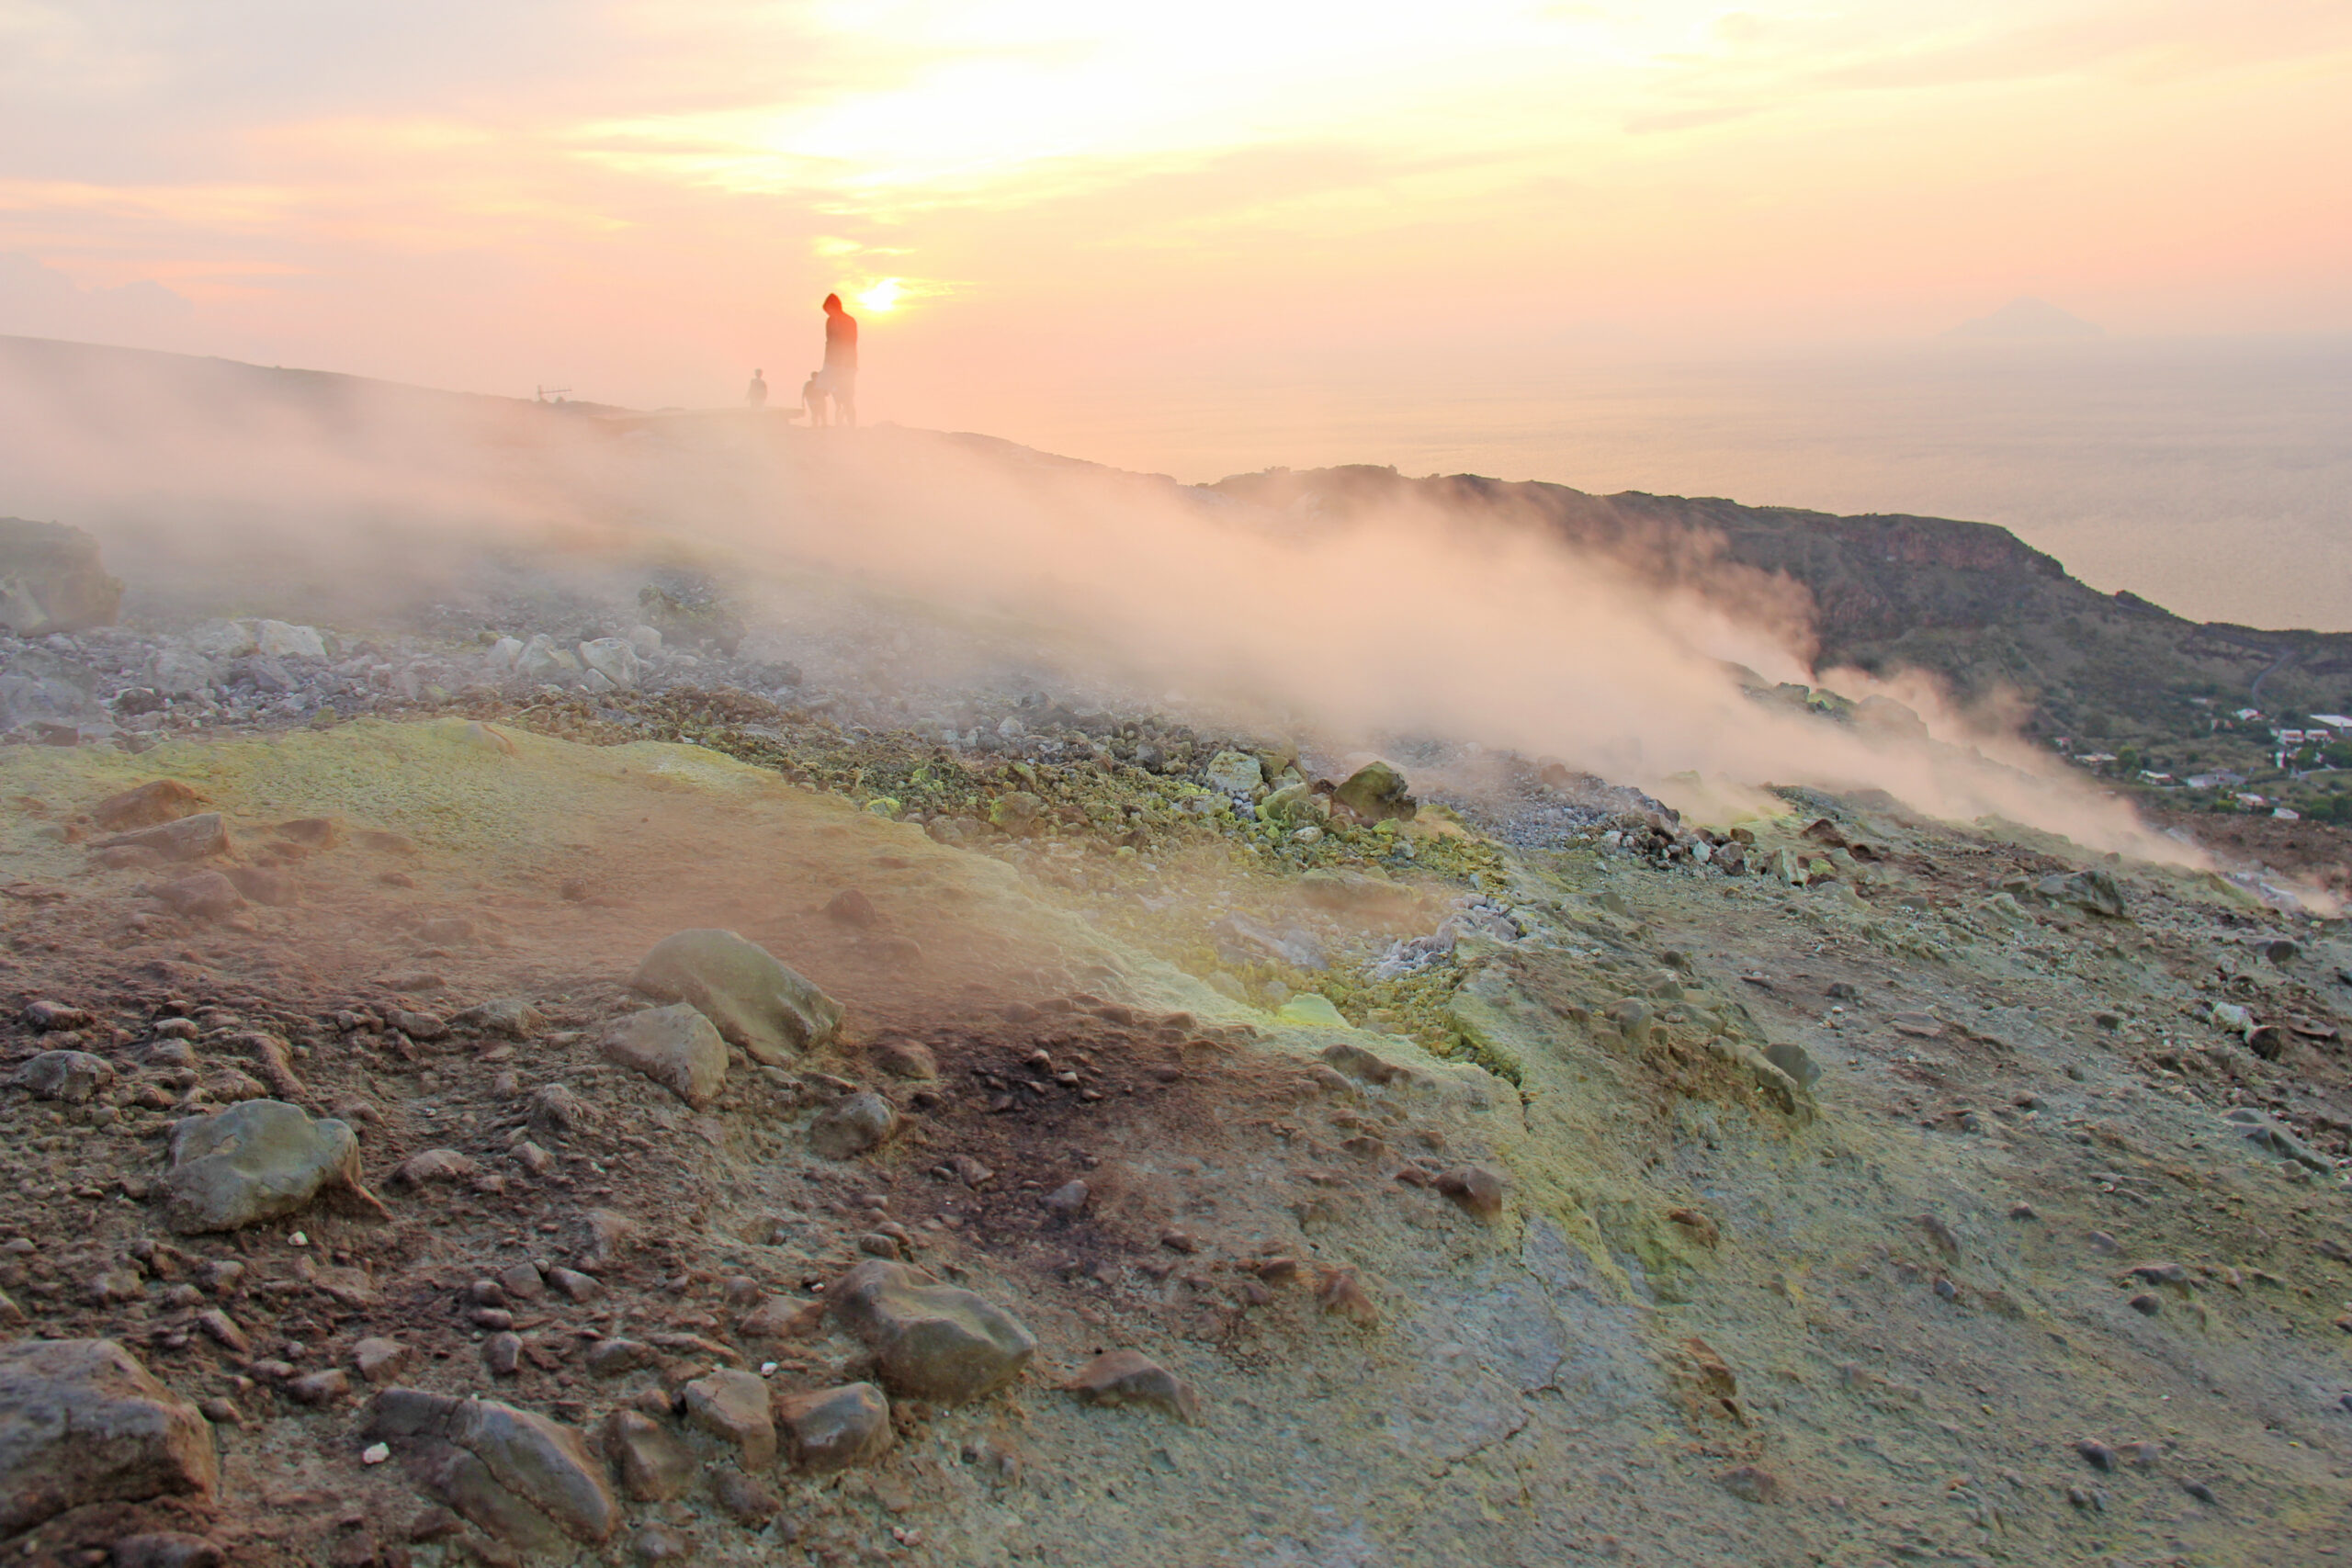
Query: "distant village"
2057 700 2352 822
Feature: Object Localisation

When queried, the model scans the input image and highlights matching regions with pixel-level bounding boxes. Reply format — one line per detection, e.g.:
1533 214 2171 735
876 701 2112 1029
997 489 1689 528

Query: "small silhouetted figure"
802 369 829 427
822 293 858 427
746 367 768 409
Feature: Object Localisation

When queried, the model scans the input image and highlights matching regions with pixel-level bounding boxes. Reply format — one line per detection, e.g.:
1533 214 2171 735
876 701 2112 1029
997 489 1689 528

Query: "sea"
978 335 2352 633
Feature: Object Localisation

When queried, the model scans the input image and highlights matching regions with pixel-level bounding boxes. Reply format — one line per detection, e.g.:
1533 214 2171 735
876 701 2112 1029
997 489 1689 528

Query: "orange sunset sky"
3 1 2347 439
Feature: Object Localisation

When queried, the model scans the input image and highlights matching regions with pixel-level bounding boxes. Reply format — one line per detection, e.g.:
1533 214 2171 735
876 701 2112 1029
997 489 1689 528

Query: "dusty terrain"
4 679 2352 1565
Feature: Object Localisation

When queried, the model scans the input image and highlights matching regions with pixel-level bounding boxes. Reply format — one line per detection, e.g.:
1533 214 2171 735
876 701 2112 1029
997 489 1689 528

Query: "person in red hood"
821 293 858 427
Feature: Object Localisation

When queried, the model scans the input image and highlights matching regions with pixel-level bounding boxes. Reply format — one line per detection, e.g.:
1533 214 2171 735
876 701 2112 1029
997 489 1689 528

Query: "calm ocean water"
983 337 2352 632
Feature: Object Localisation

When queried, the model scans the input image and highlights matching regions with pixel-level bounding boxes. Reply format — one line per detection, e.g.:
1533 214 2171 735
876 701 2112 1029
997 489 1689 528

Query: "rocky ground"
6 563 2352 1567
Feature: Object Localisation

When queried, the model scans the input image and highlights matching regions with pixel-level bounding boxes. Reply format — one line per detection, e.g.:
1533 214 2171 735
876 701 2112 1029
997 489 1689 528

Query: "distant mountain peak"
1944 296 2103 341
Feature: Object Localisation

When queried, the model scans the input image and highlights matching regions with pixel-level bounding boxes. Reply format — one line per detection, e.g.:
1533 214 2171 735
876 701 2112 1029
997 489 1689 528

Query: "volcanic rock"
367 1389 616 1547
91 779 204 831
9 1049 116 1102
775 1382 894 1472
1064 1350 1203 1422
0 518 122 635
810 1090 899 1160
600 1003 729 1109
1333 761 1417 822
682 1368 776 1468
0 1338 219 1533
601 1410 695 1501
164 1099 368 1234
629 929 842 1063
96 812 228 863
826 1260 1038 1403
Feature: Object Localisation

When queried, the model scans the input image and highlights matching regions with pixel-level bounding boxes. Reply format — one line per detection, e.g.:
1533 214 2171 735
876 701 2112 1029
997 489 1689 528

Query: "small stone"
1332 761 1416 823
2008 1202 2039 1221
775 1382 894 1472
710 1470 780 1526
1044 1180 1089 1217
599 1410 695 1502
810 1091 898 1160
107 1533 223 1568
2127 1292 2162 1316
152 871 244 919
2076 1439 2117 1472
394 1148 478 1186
1916 1213 1961 1259
1434 1166 1507 1221
2124 1261 2188 1287
9 1050 115 1102
600 1004 729 1109
361 1442 390 1465
1718 1464 1781 1504
546 1268 602 1303
498 1262 546 1302
1316 1268 1379 1326
825 888 878 926
194 1309 249 1354
286 1369 350 1405
2087 1230 2120 1255
91 781 205 831
942 1154 994 1189
826 1260 1038 1404
585 1339 653 1378
1065 1350 1202 1422
24 1000 94 1031
483 1333 522 1377
1159 1229 1199 1254
632 1522 692 1562
682 1368 776 1468
353 1337 412 1385
2182 1479 2218 1506
871 1039 938 1079
95 813 228 863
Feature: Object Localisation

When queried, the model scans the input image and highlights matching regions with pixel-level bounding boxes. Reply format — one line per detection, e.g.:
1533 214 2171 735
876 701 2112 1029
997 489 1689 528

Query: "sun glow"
854 277 903 312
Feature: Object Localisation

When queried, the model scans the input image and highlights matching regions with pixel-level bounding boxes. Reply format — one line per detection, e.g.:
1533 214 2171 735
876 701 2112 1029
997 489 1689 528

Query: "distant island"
1944 295 2104 341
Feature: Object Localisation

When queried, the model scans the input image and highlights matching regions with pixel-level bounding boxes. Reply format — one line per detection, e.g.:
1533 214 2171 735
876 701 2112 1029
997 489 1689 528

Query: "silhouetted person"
746 367 768 409
802 369 829 427
822 293 858 427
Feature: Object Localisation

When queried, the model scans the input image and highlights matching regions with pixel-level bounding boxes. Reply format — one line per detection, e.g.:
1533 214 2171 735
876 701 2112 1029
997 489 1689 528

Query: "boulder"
826 1260 1037 1404
1273 993 1348 1029
164 1100 369 1234
96 812 227 863
1259 781 1327 826
600 1004 729 1109
629 929 842 1064
9 1049 116 1102
775 1382 893 1472
186 621 258 660
0 519 123 636
1333 761 1417 823
367 1389 616 1547
809 1091 898 1160
0 1338 219 1534
1064 1350 1202 1422
682 1369 776 1468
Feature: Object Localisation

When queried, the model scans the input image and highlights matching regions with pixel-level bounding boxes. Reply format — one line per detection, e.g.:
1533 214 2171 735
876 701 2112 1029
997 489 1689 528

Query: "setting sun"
853 278 903 313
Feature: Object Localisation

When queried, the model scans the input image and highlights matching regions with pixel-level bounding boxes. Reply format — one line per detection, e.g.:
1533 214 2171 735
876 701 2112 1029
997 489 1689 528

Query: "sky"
1 1 2348 445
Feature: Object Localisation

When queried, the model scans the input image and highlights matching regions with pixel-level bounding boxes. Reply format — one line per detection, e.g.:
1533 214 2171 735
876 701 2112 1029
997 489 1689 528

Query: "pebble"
2087 1231 2120 1255
1717 1464 1781 1504
2007 1202 2038 1221
482 1332 522 1377
810 1091 899 1160
711 1470 782 1525
1044 1180 1090 1217
775 1382 895 1471
2127 1293 2162 1316
1434 1166 1507 1221
1316 1268 1379 1326
1064 1350 1202 1422
2075 1440 2117 1472
683 1368 778 1467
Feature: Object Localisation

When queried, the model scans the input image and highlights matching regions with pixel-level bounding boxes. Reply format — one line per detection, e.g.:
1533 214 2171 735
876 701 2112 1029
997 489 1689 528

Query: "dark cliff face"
1209 465 2352 740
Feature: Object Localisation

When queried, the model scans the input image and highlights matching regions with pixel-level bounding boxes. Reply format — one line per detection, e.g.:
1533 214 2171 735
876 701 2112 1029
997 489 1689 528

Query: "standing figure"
746 367 768 409
801 369 829 427
821 293 858 427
